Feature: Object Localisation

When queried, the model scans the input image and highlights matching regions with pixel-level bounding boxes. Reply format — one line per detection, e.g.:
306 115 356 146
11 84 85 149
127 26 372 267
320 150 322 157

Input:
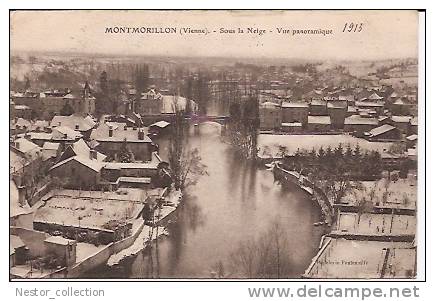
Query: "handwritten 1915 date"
342 22 363 33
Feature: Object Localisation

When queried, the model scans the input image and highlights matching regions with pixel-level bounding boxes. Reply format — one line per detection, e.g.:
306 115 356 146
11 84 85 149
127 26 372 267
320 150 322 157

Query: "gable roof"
91 122 152 143
308 116 331 125
367 92 384 100
52 126 83 140
150 121 170 128
51 115 96 132
50 156 103 173
368 124 397 137
344 115 379 126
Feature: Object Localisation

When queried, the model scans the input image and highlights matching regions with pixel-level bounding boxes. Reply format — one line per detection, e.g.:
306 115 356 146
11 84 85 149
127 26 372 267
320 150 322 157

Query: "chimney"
75 124 79 130
138 129 145 140
109 126 113 137
15 141 20 150
17 185 26 207
124 125 128 131
90 149 98 160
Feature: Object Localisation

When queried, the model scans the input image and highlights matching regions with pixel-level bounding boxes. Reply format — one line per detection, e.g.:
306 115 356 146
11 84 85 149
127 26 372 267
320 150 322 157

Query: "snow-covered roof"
406 134 418 141
344 115 379 125
51 115 96 132
367 92 383 100
308 116 331 125
12 138 41 158
52 126 83 140
368 124 397 137
44 236 75 246
11 235 26 251
281 101 308 108
68 139 106 161
50 156 104 173
43 142 60 150
150 121 170 128
391 116 412 123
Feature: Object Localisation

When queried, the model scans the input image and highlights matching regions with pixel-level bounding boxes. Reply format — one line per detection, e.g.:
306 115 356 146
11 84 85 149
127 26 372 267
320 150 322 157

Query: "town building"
391 116 412 134
307 116 331 132
259 102 282 130
134 88 163 115
367 124 401 141
327 101 347 129
355 101 385 116
281 101 309 127
344 115 379 135
44 236 77 267
49 156 103 189
90 122 155 161
51 115 96 139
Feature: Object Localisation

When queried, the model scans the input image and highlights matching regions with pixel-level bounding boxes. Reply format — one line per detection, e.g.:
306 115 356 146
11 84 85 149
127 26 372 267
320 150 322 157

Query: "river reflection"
91 124 323 278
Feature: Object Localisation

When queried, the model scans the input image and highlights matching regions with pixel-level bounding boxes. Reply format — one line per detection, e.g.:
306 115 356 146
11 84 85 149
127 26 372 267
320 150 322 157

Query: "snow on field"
76 242 106 262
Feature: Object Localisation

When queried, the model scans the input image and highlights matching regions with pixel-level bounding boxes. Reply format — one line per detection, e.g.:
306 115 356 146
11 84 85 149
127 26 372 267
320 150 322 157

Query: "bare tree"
229 221 292 278
168 108 208 190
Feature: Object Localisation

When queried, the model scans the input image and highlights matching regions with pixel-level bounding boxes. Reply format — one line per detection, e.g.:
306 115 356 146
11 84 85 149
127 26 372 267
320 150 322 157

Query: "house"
346 106 357 117
161 95 197 115
149 120 171 136
25 126 83 148
391 116 412 134
101 152 162 182
10 138 43 187
327 101 347 129
307 116 331 132
51 115 96 139
91 122 155 161
42 142 61 161
135 88 163 115
10 180 33 230
14 105 32 120
355 101 385 116
57 139 106 163
10 91 42 119
281 101 309 127
108 114 138 127
367 124 401 141
391 98 412 116
44 236 77 267
51 126 83 142
259 102 282 130
410 117 418 135
344 115 379 135
49 156 103 189
281 122 303 133
309 99 327 116
10 235 28 268
10 117 32 135
406 134 418 148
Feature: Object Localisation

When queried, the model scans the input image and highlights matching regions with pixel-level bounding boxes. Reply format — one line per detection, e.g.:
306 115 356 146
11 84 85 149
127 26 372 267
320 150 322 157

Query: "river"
87 122 323 278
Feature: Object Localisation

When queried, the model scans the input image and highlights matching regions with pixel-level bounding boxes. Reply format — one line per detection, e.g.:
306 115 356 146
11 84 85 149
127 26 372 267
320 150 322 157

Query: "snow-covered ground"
107 189 182 266
107 225 167 266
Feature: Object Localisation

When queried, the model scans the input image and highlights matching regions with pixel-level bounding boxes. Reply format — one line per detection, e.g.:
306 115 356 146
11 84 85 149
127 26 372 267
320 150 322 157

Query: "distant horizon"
11 48 418 63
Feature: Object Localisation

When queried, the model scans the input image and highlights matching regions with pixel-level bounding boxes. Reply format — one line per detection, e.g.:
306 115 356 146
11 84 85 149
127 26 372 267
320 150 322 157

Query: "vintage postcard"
9 10 423 280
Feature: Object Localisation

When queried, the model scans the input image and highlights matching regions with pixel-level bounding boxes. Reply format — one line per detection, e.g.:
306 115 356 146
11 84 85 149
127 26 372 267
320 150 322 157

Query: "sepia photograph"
9 9 422 280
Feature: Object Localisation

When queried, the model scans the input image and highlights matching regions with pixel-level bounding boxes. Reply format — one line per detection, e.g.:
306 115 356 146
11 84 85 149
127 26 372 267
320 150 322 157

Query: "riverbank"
271 162 333 225
64 189 181 278
271 162 417 278
107 190 181 267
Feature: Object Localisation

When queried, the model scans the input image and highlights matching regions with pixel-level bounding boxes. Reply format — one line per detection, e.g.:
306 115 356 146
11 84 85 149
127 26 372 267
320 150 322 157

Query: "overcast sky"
10 10 419 60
